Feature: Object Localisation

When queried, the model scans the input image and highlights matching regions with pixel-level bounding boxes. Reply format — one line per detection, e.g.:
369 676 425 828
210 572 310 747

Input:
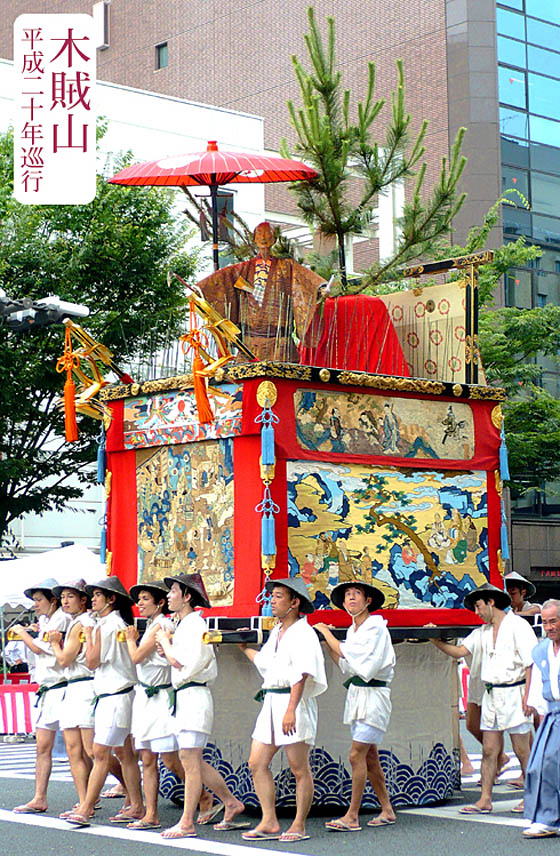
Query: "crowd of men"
7 570 560 840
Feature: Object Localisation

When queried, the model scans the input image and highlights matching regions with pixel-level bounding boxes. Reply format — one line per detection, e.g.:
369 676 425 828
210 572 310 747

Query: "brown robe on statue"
197 256 324 362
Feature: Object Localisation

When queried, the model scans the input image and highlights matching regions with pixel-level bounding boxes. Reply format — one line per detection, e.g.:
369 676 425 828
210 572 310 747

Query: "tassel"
64 375 78 442
501 520 510 561
100 526 107 564
256 586 273 617
499 425 510 482
97 429 106 484
262 513 276 556
261 422 275 466
192 352 214 424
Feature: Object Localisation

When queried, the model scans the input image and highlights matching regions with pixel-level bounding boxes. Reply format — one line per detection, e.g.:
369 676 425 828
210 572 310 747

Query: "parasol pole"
210 179 220 271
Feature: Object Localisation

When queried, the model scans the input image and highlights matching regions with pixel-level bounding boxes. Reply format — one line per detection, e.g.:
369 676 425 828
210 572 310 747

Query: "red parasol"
109 140 317 270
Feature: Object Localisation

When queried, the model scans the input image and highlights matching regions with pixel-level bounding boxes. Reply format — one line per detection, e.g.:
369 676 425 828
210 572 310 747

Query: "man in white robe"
156 573 245 839
428 582 537 815
239 577 327 843
12 578 70 814
316 580 396 831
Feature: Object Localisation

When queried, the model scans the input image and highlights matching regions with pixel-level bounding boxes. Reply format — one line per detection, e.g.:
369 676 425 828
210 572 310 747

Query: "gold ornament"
491 405 503 430
256 380 278 408
319 368 331 382
452 384 463 397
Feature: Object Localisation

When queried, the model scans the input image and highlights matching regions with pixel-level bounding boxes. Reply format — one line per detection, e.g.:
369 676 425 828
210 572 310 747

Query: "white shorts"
483 719 532 735
94 689 134 746
135 735 178 753
177 730 208 750
95 725 130 747
35 684 66 731
351 719 385 745
60 678 95 730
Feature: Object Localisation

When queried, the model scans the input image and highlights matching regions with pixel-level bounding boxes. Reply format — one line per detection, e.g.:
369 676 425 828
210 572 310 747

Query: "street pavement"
0 732 554 856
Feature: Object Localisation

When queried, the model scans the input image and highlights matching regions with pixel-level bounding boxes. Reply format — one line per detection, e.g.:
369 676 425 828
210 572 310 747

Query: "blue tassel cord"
500 501 510 561
97 427 106 485
499 425 510 482
255 403 279 467
256 588 273 617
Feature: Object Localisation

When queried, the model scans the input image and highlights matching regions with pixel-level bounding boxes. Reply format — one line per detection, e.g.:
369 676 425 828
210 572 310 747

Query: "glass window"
155 42 168 69
500 106 529 138
529 73 560 121
528 45 560 76
501 135 530 167
532 172 560 217
498 36 526 67
498 0 524 10
526 0 560 26
497 7 526 39
530 141 560 173
530 114 560 146
502 165 529 200
506 269 533 307
527 17 560 50
499 66 527 108
503 205 532 238
533 214 560 246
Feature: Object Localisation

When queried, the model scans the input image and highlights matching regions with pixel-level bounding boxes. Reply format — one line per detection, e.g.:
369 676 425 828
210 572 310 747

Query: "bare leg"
460 736 475 776
284 742 314 836
74 742 113 817
476 730 501 811
467 705 507 776
15 727 55 811
328 741 369 827
137 750 159 825
114 735 143 816
247 740 281 835
366 744 395 822
162 747 202 838
63 727 91 805
201 760 245 822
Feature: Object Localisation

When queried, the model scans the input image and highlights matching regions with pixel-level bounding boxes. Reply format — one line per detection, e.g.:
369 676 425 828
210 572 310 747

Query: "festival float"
58 246 508 810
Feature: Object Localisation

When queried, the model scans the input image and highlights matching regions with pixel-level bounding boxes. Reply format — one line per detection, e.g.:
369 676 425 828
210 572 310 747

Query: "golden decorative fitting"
491 405 503 430
452 383 463 397
497 549 505 577
214 367 225 382
412 287 424 296
256 380 278 408
130 384 140 396
338 372 446 396
202 630 223 644
261 554 277 570
319 368 331 382
261 616 276 631
494 470 503 496
116 630 127 642
425 299 436 312
260 461 276 483
105 470 112 500
469 386 506 400
105 551 112 574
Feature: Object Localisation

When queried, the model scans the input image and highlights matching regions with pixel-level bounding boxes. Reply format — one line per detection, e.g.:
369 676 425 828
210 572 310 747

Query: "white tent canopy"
0 544 106 608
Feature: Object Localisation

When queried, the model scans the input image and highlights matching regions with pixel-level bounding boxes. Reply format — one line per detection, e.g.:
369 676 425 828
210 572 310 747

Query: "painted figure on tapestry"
136 439 234 607
287 462 490 611
295 389 474 460
196 221 325 363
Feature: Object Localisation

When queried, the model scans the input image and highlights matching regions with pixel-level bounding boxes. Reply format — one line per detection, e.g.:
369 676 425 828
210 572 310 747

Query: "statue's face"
254 223 275 251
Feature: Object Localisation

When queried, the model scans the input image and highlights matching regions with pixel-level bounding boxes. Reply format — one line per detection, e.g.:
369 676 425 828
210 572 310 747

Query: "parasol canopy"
109 140 317 270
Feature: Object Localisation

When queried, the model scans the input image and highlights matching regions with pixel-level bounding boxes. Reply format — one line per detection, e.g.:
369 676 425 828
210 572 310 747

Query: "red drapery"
300 294 410 376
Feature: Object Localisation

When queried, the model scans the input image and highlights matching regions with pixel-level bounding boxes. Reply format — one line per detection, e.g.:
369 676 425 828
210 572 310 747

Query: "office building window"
155 42 168 70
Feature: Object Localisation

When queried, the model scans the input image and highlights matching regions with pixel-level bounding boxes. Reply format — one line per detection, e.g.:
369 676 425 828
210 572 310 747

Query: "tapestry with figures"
136 439 234 606
287 461 489 611
295 389 475 460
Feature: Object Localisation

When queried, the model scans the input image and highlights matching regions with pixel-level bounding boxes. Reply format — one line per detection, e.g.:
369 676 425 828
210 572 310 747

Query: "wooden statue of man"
196 222 325 363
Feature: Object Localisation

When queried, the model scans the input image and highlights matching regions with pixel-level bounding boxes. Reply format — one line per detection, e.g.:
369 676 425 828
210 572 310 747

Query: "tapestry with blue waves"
159 741 458 808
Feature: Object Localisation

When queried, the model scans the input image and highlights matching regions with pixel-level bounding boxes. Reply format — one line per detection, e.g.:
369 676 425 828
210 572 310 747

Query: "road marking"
400 800 527 828
0 810 307 855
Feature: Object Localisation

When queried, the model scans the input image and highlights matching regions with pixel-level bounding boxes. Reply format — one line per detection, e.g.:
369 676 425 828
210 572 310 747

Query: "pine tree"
282 7 467 288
